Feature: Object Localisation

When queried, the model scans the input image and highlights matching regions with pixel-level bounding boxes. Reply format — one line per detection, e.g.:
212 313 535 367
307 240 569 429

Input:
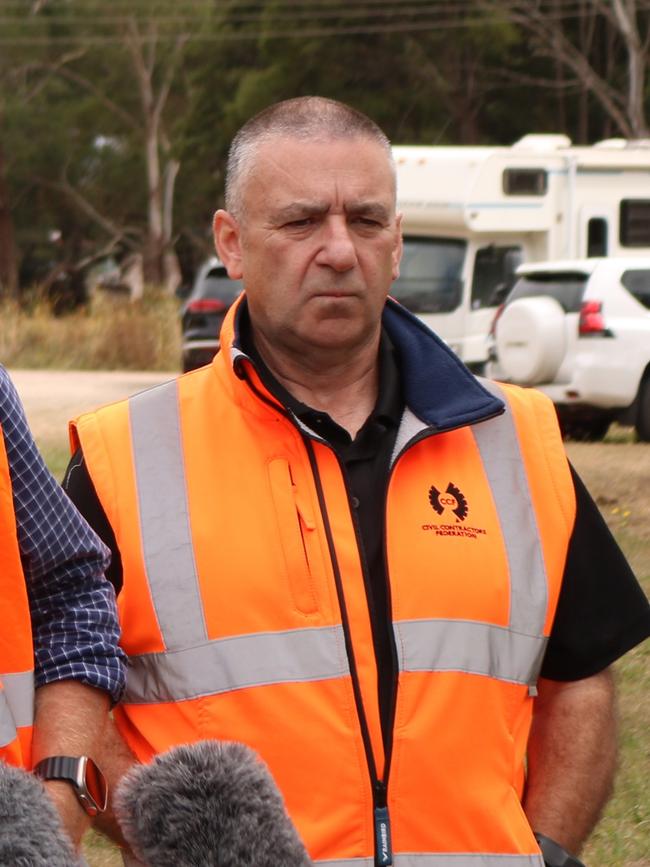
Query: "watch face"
83 757 108 812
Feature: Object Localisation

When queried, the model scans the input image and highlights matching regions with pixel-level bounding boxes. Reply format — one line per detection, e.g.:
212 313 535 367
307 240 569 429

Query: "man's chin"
301 319 373 352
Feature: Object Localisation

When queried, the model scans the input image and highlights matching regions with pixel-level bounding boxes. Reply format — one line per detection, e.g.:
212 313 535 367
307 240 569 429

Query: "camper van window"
391 236 465 314
587 218 608 257
471 245 523 310
620 200 650 247
502 168 547 196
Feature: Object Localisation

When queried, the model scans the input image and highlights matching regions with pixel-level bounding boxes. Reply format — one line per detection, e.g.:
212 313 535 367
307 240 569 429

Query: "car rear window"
621 269 650 310
507 271 589 313
193 269 242 303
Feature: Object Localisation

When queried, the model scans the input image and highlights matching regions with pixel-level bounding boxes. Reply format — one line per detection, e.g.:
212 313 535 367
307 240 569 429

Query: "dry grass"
0 291 180 371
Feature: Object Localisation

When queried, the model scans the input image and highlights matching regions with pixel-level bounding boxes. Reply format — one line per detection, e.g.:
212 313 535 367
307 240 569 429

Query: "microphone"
0 759 81 866
114 740 312 867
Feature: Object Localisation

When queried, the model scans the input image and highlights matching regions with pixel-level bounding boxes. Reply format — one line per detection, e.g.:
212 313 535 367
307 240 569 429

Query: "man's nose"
315 217 357 271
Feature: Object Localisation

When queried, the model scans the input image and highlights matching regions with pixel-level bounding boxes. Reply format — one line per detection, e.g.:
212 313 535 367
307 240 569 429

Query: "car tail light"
579 300 606 335
187 298 228 313
489 304 505 337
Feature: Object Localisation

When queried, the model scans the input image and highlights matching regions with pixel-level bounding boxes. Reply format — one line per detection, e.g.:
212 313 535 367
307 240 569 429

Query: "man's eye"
285 218 313 228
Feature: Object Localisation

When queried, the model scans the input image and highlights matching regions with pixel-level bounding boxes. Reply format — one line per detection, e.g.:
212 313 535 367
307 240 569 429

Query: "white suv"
487 258 650 441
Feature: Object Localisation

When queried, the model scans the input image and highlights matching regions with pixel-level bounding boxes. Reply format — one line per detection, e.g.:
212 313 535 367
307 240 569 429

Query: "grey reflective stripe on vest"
316 855 543 865
124 624 349 704
0 691 17 747
0 670 34 746
395 619 546 685
129 381 207 649
473 380 548 639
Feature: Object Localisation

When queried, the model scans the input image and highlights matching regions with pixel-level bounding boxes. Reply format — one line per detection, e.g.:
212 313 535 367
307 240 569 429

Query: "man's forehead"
246 135 396 205
253 133 393 176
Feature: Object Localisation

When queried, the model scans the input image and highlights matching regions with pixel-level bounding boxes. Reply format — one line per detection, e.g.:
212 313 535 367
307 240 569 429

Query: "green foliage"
1 0 649 291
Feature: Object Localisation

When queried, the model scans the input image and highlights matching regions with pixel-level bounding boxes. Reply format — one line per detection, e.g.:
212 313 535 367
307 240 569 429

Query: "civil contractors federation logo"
428 482 469 522
423 482 486 539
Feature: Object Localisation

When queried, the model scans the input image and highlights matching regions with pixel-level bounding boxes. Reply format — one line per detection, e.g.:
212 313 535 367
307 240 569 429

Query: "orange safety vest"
72 298 576 866
0 423 35 767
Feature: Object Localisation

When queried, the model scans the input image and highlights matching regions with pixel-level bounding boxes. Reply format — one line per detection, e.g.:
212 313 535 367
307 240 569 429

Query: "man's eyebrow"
344 201 391 221
270 202 330 222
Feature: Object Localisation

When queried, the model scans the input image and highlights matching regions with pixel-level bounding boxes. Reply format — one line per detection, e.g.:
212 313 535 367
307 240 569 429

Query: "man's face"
214 136 402 358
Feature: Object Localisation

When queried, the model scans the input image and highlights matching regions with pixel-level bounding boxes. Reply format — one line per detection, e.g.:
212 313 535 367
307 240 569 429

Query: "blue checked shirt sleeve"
1 367 126 703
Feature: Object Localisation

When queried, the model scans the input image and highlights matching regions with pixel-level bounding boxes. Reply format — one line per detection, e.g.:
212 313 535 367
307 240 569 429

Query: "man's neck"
253 336 380 439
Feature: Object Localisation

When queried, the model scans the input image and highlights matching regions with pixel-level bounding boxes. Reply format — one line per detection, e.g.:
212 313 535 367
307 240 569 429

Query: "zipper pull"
374 781 393 867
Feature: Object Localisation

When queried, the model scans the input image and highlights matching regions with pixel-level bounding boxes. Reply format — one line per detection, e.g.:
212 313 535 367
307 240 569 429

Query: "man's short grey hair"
224 96 395 218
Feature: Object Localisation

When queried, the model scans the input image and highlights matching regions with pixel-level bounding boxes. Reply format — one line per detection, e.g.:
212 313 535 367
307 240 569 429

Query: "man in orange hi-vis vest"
0 367 125 853
65 98 650 867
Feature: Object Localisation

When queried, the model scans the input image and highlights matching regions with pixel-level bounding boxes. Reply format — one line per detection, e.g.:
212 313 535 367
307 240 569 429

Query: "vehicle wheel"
495 296 566 385
635 377 650 442
561 418 611 442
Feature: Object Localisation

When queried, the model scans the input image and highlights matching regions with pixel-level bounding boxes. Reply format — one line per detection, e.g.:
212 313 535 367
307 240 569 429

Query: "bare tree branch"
30 0 49 14
162 159 180 242
26 60 139 131
609 0 649 134
19 48 87 103
36 176 140 250
482 0 636 136
125 17 154 123
153 34 189 133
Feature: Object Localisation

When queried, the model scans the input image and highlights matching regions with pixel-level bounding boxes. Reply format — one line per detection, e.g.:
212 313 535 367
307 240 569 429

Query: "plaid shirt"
1 367 125 702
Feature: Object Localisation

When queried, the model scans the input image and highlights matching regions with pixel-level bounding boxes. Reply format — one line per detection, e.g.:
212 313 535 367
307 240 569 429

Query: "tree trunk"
128 20 183 290
143 118 166 286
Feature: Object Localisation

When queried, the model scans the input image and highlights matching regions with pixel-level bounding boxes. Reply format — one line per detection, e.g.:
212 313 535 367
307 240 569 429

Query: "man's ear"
392 212 403 281
213 210 243 279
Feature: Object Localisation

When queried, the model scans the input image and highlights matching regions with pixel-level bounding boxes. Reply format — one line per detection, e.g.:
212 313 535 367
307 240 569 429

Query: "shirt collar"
237 306 403 441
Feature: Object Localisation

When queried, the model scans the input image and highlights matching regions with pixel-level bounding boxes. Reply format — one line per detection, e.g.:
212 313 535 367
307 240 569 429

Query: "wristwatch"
535 832 587 867
34 755 108 816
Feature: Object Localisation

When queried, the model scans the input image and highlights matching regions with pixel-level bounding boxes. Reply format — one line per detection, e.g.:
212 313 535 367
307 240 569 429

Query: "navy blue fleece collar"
381 297 504 430
231 296 504 432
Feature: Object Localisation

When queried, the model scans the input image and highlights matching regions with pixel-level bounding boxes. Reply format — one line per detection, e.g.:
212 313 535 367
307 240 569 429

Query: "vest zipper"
304 439 394 867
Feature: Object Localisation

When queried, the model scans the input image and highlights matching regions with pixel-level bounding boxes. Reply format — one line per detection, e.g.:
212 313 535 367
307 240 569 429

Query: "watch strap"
34 755 107 815
34 755 82 784
534 832 587 867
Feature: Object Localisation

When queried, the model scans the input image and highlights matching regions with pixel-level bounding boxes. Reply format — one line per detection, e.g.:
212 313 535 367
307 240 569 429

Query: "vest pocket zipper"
268 458 319 615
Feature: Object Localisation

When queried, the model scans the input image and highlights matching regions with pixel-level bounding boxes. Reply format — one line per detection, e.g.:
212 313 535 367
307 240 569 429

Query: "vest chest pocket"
268 458 320 616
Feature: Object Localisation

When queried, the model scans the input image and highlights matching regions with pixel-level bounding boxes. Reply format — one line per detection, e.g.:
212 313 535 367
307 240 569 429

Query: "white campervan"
392 134 650 371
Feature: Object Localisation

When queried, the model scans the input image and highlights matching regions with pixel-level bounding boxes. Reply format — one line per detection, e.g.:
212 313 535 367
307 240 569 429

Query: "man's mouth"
314 290 356 299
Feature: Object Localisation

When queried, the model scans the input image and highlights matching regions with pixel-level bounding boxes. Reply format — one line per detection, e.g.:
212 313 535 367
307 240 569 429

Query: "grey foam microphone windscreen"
114 740 312 867
0 759 80 866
